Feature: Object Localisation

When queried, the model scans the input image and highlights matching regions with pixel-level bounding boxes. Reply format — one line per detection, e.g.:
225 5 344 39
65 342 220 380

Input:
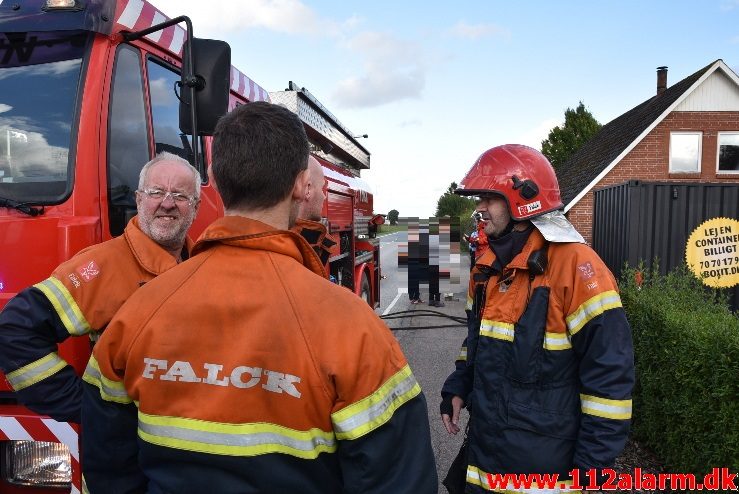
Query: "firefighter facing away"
0 152 200 424
440 145 634 493
81 102 437 494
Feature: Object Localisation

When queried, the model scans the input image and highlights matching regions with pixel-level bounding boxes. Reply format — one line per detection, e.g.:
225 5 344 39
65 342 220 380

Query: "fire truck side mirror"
179 37 231 136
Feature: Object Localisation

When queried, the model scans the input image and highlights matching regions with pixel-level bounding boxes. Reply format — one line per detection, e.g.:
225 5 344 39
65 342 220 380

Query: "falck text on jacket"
141 358 302 398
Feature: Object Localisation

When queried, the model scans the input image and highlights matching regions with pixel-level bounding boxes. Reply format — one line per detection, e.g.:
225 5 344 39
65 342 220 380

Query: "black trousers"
408 261 421 300
429 265 440 302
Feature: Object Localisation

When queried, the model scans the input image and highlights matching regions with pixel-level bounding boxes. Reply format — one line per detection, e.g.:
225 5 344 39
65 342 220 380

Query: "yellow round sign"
685 217 739 288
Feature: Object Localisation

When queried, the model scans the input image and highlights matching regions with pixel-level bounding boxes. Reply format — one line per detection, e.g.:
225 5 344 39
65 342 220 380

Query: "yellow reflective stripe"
466 465 486 488
466 294 473 311
34 277 91 336
331 364 421 440
81 475 89 494
480 320 514 342
566 290 622 336
467 465 583 492
138 411 336 459
82 355 132 404
457 346 468 362
543 331 572 350
5 352 67 391
581 394 632 420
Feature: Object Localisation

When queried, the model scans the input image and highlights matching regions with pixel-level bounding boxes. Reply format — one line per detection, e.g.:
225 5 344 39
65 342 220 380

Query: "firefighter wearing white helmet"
440 144 634 493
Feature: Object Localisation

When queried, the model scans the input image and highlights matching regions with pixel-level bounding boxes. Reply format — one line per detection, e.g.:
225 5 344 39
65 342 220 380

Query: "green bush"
620 265 739 474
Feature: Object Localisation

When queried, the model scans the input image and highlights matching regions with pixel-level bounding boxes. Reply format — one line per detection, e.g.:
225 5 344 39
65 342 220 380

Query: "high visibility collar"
292 218 329 246
474 228 547 273
192 216 326 277
473 247 495 270
507 228 547 271
124 216 191 276
489 223 534 272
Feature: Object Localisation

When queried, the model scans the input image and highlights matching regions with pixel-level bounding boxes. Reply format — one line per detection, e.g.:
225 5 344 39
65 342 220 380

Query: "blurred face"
136 161 200 250
476 195 511 239
302 157 326 222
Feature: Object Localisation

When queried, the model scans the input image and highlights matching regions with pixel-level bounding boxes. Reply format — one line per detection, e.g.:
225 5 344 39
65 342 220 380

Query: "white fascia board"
564 60 726 212
717 60 739 86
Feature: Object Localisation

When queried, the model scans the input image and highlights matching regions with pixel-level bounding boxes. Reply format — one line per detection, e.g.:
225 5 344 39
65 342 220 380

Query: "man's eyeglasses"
138 188 197 206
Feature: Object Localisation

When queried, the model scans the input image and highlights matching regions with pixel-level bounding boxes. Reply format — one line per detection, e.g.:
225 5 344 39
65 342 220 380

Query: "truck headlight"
3 440 71 487
45 0 78 8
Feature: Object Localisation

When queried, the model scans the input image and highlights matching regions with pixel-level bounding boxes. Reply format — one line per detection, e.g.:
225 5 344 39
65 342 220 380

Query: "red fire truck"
0 0 381 492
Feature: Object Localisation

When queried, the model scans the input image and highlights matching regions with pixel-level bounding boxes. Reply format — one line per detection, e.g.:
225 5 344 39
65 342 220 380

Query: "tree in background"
388 209 399 225
436 182 476 227
541 101 602 171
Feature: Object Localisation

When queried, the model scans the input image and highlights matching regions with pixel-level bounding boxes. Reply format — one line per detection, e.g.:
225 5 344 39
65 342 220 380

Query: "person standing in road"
440 145 634 493
428 217 445 307
0 152 200 424
406 218 425 304
81 102 437 494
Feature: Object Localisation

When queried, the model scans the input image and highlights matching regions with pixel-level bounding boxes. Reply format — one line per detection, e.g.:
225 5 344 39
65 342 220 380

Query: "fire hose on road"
380 310 466 330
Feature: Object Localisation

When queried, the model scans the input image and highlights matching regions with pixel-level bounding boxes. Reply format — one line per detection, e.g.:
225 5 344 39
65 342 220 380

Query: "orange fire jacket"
82 216 437 493
0 216 187 423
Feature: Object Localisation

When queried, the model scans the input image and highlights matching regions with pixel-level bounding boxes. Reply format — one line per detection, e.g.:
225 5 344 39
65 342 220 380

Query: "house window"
717 132 739 173
669 132 702 173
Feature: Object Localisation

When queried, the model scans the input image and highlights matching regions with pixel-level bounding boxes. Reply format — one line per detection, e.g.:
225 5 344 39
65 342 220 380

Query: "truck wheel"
360 273 371 307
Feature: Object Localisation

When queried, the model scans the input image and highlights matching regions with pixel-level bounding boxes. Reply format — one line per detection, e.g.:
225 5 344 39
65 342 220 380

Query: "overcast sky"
152 0 739 217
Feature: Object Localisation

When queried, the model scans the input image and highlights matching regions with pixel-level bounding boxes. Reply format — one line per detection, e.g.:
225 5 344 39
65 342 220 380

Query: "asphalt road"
375 231 406 313
375 231 470 493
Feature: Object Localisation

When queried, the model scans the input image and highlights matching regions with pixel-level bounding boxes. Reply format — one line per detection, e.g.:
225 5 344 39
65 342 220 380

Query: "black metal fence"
593 180 739 311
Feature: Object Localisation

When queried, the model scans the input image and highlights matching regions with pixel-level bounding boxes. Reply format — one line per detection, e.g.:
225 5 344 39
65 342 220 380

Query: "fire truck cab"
0 0 380 491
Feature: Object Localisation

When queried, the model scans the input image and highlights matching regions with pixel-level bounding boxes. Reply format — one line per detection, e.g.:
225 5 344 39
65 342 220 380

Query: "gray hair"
138 152 201 198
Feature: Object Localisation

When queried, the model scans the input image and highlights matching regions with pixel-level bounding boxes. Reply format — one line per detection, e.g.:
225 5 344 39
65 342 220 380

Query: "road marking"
382 288 408 316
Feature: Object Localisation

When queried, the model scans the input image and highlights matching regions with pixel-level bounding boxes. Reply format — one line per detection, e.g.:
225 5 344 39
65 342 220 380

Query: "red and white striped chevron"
114 0 270 103
0 416 81 494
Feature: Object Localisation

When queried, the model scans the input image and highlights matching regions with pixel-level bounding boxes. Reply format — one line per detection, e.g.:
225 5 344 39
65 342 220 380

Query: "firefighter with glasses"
0 152 200 424
440 144 634 493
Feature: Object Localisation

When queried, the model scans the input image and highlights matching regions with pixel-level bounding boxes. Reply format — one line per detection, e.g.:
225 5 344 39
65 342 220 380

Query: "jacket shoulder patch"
77 260 101 282
577 262 595 280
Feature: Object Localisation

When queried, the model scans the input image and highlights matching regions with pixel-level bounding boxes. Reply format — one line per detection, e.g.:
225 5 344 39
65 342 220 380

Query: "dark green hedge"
620 266 739 474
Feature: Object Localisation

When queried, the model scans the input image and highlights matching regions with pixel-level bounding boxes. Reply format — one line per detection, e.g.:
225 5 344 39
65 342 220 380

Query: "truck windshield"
0 31 88 203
